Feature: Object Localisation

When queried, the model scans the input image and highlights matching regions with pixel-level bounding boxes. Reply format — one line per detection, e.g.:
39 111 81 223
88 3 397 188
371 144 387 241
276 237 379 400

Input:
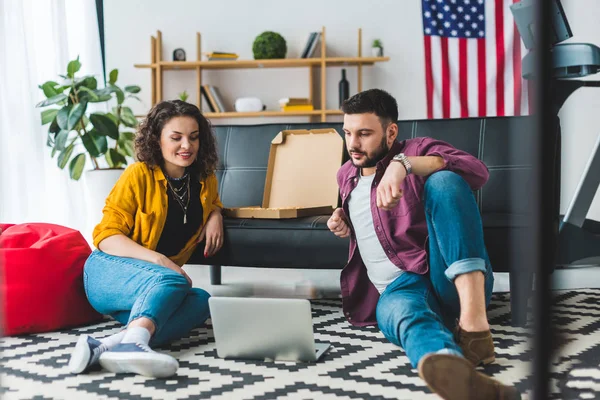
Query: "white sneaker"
68 335 107 374
99 342 178 378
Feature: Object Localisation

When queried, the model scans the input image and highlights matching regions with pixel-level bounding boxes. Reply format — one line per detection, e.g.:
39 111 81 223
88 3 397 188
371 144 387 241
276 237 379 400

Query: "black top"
156 173 203 257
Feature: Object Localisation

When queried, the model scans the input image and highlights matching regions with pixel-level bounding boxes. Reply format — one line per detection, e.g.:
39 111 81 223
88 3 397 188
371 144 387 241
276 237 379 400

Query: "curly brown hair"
135 100 218 180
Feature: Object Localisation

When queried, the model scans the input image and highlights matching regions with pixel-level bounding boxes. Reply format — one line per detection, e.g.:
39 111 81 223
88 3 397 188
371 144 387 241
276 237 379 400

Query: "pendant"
184 213 187 224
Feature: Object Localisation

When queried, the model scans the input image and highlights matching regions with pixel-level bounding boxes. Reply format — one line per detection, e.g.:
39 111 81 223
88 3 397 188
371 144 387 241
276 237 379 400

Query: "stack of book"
279 98 314 112
205 52 239 61
201 85 228 112
300 32 321 58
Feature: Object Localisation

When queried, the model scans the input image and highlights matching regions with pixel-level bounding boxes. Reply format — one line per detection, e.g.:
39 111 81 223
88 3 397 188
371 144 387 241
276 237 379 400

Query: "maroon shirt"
337 138 489 326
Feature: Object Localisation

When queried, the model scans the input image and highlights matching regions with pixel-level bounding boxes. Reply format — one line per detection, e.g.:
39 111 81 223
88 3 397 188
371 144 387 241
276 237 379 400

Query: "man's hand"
327 208 350 238
198 209 224 258
377 161 407 210
154 253 192 285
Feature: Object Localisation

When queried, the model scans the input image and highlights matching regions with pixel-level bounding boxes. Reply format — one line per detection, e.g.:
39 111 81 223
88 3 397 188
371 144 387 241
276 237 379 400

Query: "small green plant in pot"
178 90 189 102
252 31 287 59
371 39 383 57
36 56 141 180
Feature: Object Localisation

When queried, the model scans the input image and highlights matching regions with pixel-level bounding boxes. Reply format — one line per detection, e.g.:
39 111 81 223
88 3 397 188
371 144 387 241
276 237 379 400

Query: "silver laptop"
208 297 330 362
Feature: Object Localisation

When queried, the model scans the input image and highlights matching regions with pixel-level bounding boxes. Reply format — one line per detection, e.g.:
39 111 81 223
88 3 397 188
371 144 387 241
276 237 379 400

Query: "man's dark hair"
341 89 398 127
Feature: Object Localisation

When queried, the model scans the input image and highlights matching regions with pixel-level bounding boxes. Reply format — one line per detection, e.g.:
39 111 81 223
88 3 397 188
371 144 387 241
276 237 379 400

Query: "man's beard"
349 138 390 168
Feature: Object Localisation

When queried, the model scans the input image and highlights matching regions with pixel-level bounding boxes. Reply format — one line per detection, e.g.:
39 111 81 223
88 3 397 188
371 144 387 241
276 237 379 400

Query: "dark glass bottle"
339 69 349 107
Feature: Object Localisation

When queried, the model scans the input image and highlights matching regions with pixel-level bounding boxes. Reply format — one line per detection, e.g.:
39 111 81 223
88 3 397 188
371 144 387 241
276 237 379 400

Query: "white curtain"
0 0 104 238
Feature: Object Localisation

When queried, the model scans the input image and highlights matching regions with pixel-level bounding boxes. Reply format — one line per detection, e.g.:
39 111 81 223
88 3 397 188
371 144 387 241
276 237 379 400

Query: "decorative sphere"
252 31 287 59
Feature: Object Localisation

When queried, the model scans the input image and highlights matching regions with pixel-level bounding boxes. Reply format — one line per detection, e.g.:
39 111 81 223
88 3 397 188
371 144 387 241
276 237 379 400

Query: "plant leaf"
106 148 126 168
88 93 112 103
40 81 59 98
91 129 108 154
90 113 119 139
41 109 59 125
109 69 118 85
54 130 70 152
95 86 118 97
57 144 74 169
128 95 142 102
78 86 99 101
47 132 55 149
68 102 87 130
81 132 100 157
124 85 141 94
120 131 135 141
75 76 98 90
56 102 86 131
36 93 67 107
67 57 81 79
56 105 71 130
118 133 135 157
106 112 119 127
120 107 138 127
48 118 61 135
69 153 86 180
113 86 125 104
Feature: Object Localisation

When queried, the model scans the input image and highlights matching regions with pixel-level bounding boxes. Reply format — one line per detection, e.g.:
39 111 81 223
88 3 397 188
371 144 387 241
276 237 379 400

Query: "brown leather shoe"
418 353 521 400
455 325 496 366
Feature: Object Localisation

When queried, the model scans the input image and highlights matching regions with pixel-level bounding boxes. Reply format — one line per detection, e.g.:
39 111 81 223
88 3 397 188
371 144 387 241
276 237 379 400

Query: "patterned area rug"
1 289 598 399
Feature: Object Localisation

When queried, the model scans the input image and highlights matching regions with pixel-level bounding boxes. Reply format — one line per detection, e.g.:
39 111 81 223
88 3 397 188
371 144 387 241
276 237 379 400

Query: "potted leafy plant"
36 56 141 181
178 90 189 102
36 57 142 236
372 39 383 57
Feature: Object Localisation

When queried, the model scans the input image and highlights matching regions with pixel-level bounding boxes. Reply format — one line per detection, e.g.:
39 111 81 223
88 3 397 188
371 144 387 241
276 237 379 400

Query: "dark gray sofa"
188 116 561 326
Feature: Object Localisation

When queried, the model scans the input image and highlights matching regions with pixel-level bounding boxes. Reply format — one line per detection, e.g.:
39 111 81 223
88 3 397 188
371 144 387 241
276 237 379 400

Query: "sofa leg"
210 265 222 285
509 270 533 327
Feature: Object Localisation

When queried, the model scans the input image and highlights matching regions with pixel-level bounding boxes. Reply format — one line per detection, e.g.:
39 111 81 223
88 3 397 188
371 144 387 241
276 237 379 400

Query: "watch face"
173 48 186 61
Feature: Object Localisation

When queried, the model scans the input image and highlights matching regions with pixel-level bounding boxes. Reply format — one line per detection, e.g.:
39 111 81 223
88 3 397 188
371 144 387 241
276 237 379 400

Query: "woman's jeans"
84 250 211 347
376 171 494 368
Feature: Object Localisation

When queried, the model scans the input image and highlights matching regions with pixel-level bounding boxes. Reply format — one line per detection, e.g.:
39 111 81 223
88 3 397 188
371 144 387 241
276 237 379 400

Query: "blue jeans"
83 250 211 347
376 171 494 368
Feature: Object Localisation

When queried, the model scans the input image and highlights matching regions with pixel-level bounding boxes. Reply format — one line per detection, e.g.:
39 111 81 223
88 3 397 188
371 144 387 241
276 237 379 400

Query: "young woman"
68 100 224 378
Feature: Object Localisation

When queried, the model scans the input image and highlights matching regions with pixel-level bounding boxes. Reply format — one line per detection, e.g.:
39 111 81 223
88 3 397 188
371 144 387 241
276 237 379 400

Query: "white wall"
104 0 600 221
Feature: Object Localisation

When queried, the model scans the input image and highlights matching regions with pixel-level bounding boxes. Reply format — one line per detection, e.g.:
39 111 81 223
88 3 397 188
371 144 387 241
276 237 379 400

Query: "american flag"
422 0 529 119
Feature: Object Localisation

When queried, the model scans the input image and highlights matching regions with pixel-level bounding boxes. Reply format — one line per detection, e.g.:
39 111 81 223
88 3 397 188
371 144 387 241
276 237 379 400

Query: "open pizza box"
223 128 344 219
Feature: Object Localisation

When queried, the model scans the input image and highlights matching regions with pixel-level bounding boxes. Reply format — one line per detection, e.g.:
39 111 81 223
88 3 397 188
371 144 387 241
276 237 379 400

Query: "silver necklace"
166 174 191 224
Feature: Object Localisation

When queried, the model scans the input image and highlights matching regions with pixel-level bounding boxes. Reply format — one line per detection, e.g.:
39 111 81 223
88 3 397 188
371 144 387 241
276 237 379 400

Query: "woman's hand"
154 253 192 285
198 209 224 258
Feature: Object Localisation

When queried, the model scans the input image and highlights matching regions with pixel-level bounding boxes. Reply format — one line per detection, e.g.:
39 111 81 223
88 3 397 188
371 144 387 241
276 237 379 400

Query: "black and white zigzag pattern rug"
1 289 599 399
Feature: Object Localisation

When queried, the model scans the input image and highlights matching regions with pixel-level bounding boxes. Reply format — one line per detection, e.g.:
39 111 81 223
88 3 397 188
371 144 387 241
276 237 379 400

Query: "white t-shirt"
348 173 404 294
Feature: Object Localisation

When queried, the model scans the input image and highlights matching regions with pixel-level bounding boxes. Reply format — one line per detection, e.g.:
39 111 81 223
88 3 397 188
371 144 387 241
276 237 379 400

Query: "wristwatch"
392 153 412 175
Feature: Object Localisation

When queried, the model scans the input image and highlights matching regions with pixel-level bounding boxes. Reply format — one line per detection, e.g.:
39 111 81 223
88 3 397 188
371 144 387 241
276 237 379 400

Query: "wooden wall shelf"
135 27 389 121
134 57 389 71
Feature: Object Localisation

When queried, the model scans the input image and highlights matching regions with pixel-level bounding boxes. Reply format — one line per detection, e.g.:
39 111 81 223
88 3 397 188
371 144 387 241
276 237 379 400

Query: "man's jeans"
376 171 494 368
84 250 211 347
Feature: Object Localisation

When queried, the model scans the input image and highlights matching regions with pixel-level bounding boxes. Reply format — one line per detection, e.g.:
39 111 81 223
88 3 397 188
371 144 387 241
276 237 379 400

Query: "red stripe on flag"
513 0 522 116
495 0 505 116
441 37 450 118
477 38 486 117
424 35 434 119
459 39 468 118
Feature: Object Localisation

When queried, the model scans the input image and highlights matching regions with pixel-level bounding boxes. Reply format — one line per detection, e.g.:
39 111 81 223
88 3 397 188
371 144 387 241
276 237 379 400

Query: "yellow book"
282 104 314 112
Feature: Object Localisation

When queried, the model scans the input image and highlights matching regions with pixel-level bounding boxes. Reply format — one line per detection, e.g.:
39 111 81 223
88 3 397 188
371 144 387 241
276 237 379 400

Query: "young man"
328 89 521 400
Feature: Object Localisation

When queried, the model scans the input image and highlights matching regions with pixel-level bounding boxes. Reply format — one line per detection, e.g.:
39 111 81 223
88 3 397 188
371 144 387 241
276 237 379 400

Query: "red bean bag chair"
0 223 102 335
